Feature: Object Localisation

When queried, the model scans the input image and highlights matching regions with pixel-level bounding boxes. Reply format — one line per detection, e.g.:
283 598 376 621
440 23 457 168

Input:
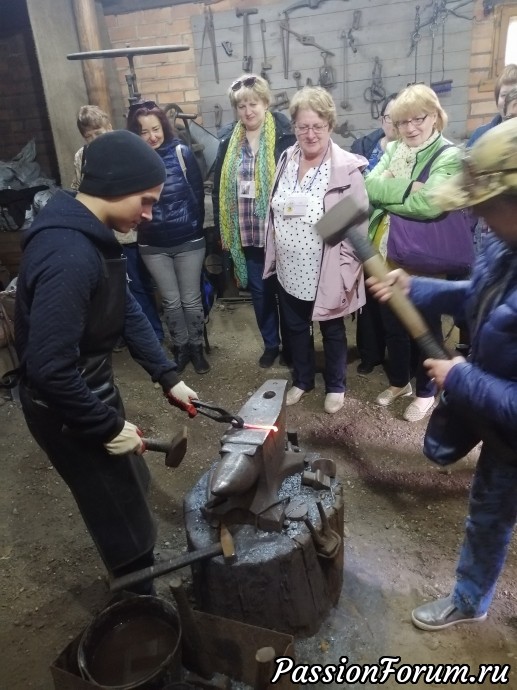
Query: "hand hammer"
236 7 258 72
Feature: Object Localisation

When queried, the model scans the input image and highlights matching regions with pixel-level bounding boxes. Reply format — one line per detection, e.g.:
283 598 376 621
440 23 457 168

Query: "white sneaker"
324 392 345 414
286 386 306 406
375 383 412 406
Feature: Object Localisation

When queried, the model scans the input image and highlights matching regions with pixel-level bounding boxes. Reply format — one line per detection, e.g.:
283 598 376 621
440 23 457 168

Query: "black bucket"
77 595 182 689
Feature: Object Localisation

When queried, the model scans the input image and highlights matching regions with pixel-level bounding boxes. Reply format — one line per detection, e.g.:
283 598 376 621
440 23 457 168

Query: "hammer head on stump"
315 194 369 246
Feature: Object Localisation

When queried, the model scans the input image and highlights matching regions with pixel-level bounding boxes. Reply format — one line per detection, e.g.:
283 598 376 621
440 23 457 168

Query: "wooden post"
72 0 113 119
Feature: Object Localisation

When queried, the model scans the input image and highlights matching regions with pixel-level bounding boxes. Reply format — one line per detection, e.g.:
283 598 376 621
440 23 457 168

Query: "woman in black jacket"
127 102 209 373
212 75 296 368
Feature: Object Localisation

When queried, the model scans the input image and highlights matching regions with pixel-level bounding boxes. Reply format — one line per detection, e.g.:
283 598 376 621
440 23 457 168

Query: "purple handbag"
386 145 475 275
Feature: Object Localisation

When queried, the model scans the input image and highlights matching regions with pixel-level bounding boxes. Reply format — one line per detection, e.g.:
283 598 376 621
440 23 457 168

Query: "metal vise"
203 380 306 531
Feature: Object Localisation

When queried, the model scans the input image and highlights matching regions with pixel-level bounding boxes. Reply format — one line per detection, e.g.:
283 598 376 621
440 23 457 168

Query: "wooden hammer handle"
347 226 450 361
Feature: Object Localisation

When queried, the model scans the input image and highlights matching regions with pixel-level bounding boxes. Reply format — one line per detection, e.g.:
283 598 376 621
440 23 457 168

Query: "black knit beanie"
78 130 166 197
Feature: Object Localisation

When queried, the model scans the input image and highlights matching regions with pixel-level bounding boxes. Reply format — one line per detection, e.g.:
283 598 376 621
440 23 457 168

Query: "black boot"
189 343 210 374
173 344 190 374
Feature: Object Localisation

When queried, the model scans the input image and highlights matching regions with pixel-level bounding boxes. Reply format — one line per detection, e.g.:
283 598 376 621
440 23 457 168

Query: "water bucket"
77 595 182 689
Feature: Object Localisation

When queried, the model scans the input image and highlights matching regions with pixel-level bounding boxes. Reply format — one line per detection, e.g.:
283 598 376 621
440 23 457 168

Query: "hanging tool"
284 0 350 14
279 17 335 83
363 56 386 119
236 7 258 73
201 5 219 84
272 91 290 110
318 51 335 90
260 19 272 83
280 13 290 79
214 103 222 130
293 70 303 88
340 10 361 110
221 40 233 56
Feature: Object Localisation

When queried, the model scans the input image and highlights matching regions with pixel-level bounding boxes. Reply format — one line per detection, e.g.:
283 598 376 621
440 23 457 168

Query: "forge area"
1 301 517 689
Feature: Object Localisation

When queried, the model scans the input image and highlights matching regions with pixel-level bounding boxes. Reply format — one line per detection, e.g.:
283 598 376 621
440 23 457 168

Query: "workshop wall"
104 0 475 147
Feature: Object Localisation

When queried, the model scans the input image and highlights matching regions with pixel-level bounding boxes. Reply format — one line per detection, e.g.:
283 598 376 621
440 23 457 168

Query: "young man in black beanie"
15 130 200 594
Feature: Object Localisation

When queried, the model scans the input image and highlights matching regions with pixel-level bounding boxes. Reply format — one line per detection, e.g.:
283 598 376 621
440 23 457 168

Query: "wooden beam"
72 0 113 119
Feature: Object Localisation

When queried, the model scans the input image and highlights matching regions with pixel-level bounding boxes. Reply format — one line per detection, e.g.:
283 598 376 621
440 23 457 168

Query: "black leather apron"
20 254 157 572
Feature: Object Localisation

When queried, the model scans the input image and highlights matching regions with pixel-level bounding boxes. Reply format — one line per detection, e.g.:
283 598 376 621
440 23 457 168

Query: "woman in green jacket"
365 84 463 422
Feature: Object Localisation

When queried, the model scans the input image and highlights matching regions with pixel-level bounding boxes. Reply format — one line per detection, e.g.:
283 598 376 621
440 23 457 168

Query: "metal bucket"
77 595 182 689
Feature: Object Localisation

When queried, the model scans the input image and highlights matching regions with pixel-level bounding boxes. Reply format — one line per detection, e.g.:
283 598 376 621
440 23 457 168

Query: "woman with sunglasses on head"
264 87 369 414
365 83 464 422
127 101 209 374
212 74 296 368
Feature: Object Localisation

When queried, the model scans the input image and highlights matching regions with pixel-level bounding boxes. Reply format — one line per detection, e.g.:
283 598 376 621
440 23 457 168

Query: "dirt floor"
1 301 517 689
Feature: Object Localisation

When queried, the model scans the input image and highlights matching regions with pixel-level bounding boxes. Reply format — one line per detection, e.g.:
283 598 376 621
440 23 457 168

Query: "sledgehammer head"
315 194 369 247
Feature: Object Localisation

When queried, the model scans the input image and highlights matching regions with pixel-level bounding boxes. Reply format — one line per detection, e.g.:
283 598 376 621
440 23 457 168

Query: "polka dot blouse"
271 156 330 301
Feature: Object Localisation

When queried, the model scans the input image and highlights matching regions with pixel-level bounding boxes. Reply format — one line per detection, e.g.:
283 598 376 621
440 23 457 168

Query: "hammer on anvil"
315 197 450 361
109 524 236 593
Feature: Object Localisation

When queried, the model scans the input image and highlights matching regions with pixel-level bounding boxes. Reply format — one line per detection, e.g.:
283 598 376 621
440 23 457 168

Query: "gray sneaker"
411 594 487 631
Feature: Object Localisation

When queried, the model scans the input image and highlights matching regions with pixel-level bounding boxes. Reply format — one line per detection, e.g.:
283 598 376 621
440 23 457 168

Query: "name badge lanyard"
292 141 331 194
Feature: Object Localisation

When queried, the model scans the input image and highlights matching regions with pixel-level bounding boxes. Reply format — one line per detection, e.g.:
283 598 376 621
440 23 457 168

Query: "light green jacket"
364 134 462 241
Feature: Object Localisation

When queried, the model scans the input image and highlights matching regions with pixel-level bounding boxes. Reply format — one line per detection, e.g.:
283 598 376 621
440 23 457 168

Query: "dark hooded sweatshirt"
15 190 179 443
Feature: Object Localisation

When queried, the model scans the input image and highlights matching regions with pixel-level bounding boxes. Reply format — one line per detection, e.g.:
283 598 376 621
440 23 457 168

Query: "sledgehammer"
315 197 449 360
109 524 235 593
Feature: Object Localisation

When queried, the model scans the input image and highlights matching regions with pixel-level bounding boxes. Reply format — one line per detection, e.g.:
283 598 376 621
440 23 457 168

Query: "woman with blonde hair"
365 83 466 422
212 75 295 368
264 87 369 413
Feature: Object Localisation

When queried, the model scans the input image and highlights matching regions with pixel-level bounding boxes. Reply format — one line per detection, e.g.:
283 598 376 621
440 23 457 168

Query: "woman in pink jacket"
263 87 369 413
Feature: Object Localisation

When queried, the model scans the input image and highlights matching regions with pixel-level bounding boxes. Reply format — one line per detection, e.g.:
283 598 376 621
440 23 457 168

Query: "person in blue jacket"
467 64 517 147
127 102 209 374
368 117 517 630
15 130 199 594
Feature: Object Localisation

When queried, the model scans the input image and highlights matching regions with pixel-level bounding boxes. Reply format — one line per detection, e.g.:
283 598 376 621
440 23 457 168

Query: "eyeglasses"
395 115 428 129
127 100 158 113
231 77 258 92
381 115 392 123
293 123 329 134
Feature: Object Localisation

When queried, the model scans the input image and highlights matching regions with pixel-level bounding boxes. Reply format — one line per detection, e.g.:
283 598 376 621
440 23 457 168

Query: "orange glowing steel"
242 423 278 432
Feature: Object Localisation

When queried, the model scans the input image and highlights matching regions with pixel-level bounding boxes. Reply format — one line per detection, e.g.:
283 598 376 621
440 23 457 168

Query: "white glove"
166 381 199 417
104 421 144 455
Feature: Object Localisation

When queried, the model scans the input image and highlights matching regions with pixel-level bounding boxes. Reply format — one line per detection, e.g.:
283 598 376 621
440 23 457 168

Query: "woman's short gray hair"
289 87 337 130
228 74 272 108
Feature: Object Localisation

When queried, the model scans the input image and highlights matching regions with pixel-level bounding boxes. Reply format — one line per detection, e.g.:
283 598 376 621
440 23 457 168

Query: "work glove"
104 421 144 455
166 381 199 417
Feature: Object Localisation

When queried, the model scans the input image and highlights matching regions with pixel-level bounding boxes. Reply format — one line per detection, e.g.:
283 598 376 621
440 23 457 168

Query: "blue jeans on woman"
141 244 206 347
278 283 346 393
453 446 517 616
243 247 281 351
122 244 164 342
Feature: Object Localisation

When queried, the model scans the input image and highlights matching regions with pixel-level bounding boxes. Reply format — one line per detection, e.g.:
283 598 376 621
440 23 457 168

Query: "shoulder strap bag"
386 145 475 275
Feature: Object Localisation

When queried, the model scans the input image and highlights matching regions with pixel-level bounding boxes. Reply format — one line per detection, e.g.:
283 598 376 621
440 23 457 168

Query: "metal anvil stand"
184 380 344 638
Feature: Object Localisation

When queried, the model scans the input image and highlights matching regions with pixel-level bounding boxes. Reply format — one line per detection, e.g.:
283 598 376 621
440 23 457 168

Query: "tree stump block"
184 471 344 638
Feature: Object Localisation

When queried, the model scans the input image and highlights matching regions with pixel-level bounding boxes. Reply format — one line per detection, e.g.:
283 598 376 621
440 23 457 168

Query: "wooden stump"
184 470 344 638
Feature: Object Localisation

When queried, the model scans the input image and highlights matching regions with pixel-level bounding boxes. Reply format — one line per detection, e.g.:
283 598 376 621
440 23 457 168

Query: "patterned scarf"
219 110 276 287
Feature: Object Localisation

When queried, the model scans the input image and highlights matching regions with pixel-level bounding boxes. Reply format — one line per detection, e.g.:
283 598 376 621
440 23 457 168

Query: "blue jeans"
122 244 164 341
380 302 442 397
453 446 517 616
141 245 205 347
278 283 346 393
244 247 280 351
